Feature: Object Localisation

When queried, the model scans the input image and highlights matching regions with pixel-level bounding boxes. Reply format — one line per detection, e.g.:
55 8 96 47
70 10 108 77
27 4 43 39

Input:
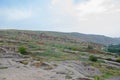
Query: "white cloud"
49 0 120 37
0 8 33 21
50 0 120 17
77 0 107 14
50 0 76 16
78 0 120 15
0 0 120 37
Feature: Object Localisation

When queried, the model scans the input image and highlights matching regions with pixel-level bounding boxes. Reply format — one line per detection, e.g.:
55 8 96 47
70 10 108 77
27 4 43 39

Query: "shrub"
89 55 98 62
87 45 93 50
116 57 120 63
94 75 100 80
18 46 27 55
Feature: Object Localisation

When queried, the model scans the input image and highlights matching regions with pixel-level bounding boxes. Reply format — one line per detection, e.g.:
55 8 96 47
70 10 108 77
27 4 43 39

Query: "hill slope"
0 29 120 80
69 32 120 45
0 29 120 45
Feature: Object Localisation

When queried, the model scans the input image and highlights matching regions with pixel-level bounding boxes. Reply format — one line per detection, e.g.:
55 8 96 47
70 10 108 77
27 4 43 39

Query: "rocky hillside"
68 32 120 45
0 29 120 80
0 29 120 45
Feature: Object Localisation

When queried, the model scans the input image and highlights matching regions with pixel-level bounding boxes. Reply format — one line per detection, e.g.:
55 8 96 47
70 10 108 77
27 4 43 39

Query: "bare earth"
0 57 119 80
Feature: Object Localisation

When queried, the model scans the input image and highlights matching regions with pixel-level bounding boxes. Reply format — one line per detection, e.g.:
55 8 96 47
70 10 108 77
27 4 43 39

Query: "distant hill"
68 32 120 45
0 29 120 45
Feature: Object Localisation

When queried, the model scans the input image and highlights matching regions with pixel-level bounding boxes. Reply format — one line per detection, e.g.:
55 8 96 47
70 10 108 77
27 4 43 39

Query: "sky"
0 0 120 37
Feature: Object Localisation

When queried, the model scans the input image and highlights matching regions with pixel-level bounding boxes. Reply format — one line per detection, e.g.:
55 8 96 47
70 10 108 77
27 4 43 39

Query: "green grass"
88 62 120 80
30 47 80 61
93 73 114 80
65 75 72 79
116 57 120 63
101 73 113 79
94 75 101 80
0 67 8 69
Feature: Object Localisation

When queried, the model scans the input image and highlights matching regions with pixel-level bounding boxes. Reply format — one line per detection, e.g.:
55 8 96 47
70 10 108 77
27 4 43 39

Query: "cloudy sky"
0 0 120 37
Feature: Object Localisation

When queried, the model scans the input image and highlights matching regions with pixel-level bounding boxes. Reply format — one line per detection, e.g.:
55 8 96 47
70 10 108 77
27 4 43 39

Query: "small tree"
18 46 27 55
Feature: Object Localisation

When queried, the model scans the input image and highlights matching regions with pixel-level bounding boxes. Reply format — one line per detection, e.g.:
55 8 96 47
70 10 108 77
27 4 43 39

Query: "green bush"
116 57 120 63
94 75 100 80
87 45 93 50
18 46 27 55
89 55 98 62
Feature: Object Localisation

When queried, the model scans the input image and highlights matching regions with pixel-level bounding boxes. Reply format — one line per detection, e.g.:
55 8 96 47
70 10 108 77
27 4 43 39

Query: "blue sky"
0 0 120 37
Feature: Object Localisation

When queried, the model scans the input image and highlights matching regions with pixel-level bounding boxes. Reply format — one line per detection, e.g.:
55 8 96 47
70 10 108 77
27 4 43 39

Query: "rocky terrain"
0 58 93 80
0 30 120 80
0 46 120 80
0 57 102 80
0 48 95 80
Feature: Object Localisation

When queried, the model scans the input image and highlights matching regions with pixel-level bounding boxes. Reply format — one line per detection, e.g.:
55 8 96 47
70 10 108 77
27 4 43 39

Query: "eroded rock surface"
0 51 119 80
0 57 97 80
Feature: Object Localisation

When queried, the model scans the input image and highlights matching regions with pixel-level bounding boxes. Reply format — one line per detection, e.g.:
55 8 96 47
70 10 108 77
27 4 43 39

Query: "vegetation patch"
0 67 8 69
89 55 98 62
18 46 27 55
88 62 120 80
65 74 72 79
107 44 120 56
94 75 101 80
116 57 120 63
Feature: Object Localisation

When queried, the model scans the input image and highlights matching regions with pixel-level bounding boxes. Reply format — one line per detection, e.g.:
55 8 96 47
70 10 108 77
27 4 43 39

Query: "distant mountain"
0 29 120 45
